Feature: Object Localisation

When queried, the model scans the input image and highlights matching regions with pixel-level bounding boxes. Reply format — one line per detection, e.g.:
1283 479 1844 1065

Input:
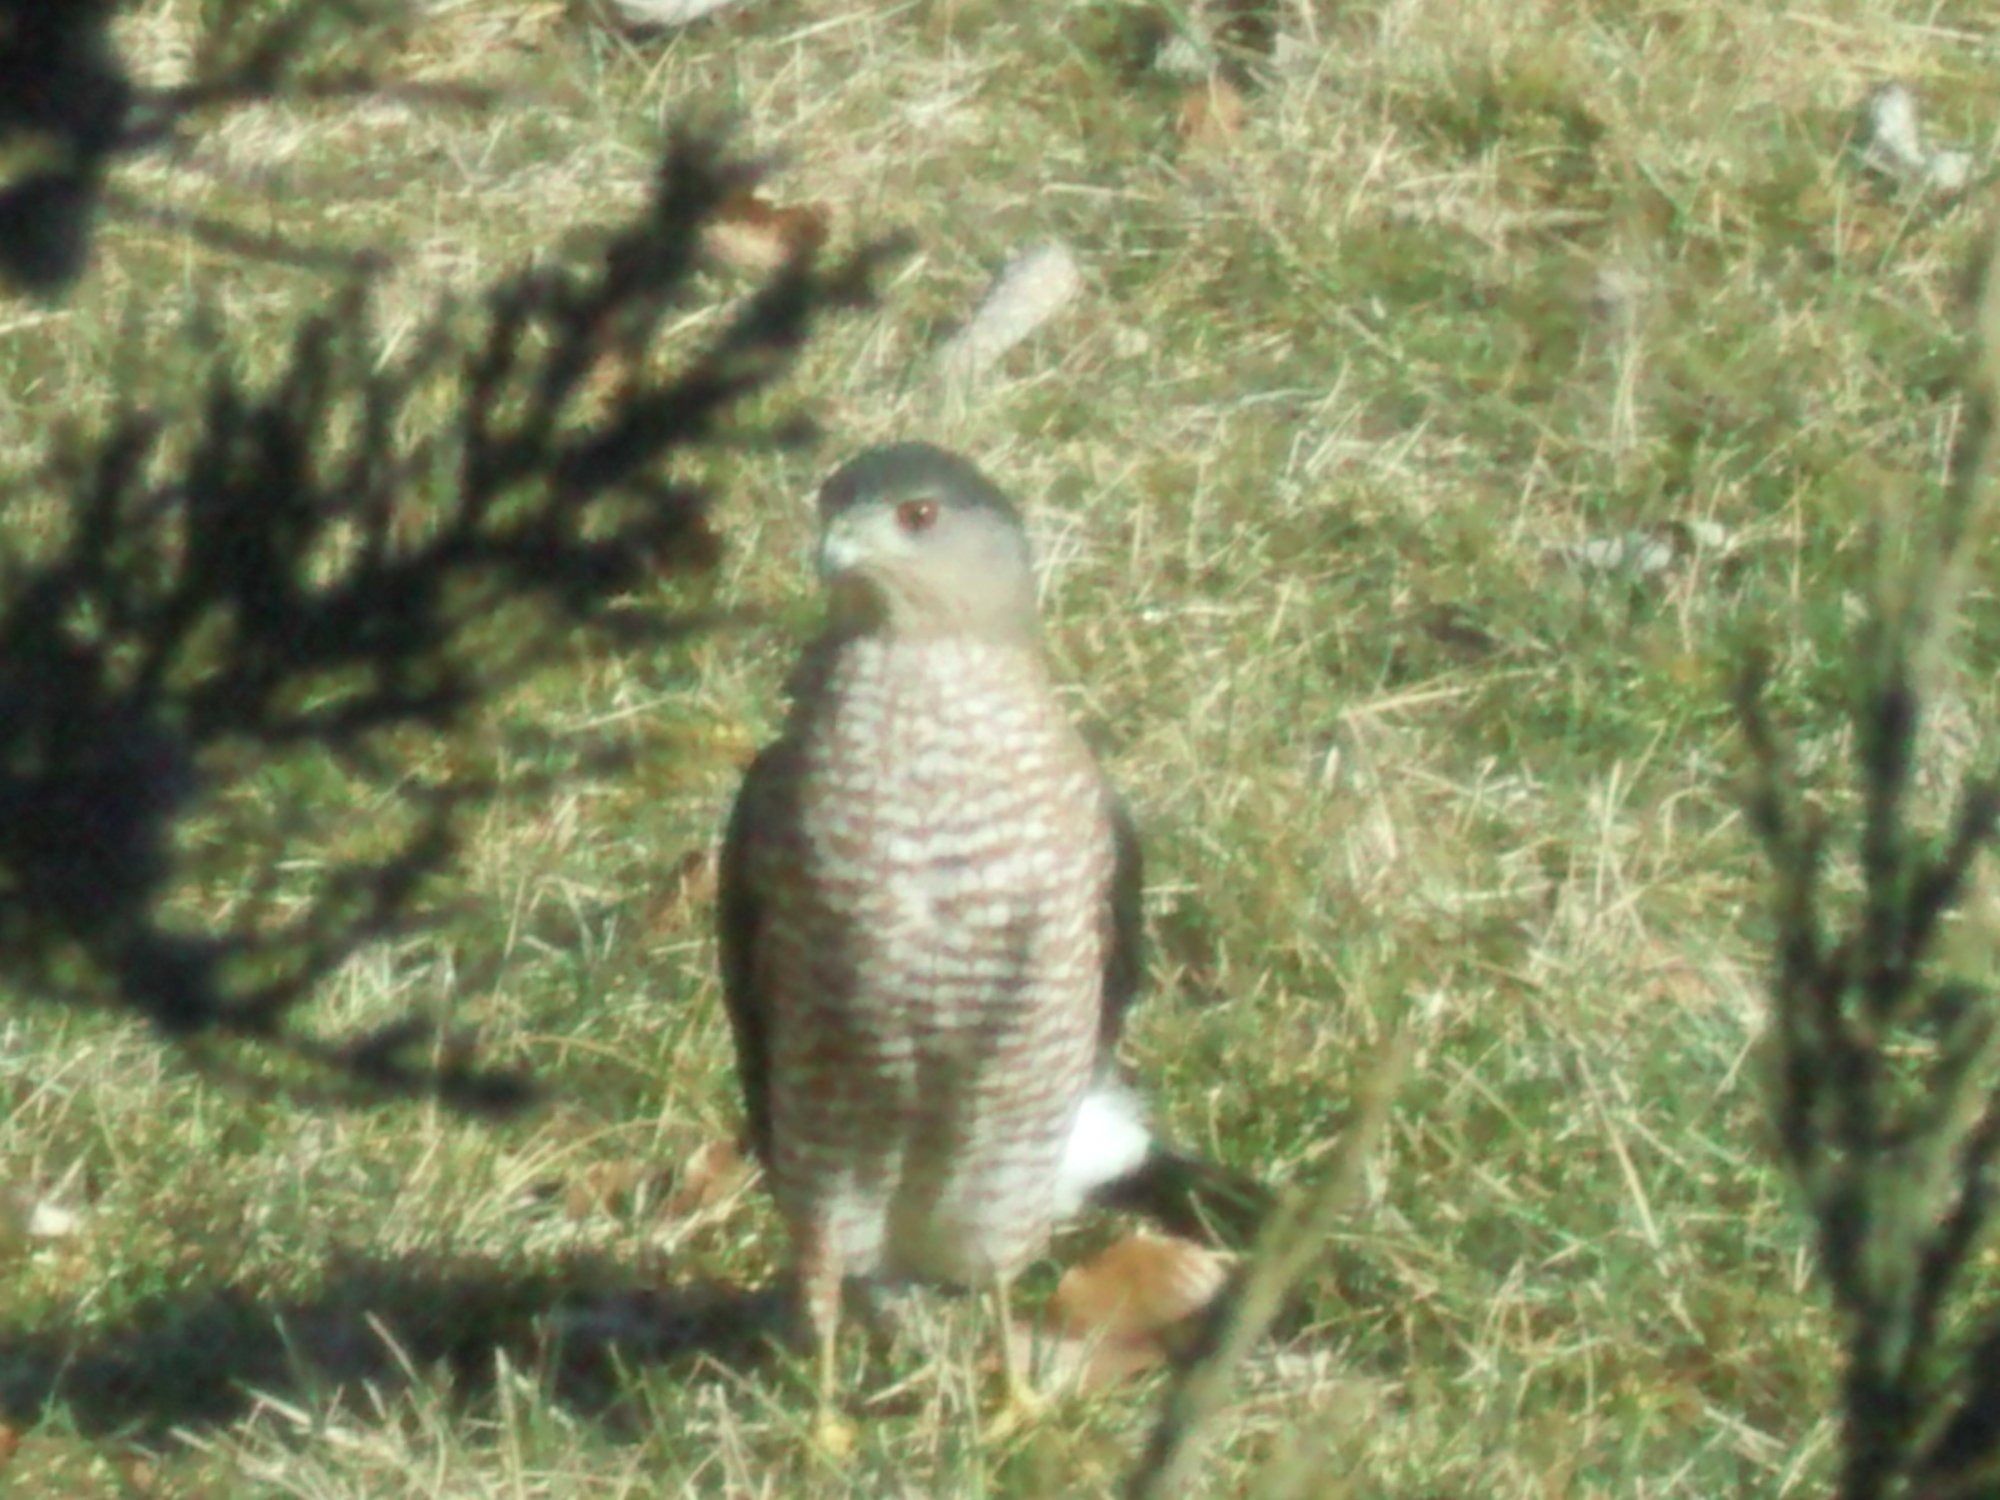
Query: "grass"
1 0 1996 1494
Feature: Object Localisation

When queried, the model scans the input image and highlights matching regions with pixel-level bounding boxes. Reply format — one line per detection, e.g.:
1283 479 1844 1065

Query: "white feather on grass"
935 241 1083 387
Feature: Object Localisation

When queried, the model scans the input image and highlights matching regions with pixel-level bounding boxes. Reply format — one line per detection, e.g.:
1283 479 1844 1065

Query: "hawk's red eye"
896 498 940 533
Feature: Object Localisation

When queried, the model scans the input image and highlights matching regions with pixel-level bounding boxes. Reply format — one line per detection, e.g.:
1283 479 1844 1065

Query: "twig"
1126 1024 1413 1500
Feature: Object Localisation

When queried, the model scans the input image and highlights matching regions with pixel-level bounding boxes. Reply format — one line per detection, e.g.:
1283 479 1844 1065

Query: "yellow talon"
982 1271 1046 1444
982 1382 1047 1445
800 1248 854 1460
811 1408 858 1460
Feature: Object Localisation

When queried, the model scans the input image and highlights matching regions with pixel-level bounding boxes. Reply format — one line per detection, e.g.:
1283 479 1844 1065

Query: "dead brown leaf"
1176 78 1246 150
665 1137 752 1218
117 1451 160 1496
556 1140 750 1227
1053 1232 1232 1344
563 1159 662 1221
703 191 831 274
1028 1232 1233 1390
645 846 718 937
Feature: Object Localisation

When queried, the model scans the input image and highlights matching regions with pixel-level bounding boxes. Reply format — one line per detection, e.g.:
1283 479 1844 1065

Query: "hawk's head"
814 443 1037 640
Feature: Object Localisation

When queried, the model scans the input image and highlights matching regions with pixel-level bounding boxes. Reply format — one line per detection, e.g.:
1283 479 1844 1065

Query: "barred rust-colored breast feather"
740 633 1114 1282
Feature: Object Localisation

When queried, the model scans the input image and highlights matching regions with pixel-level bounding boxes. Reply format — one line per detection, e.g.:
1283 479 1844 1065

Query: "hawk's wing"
1087 787 1275 1247
1098 786 1145 1056
716 742 784 1164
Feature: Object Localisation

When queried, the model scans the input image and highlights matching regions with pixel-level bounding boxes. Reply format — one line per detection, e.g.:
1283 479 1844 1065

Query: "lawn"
0 1 1994 1494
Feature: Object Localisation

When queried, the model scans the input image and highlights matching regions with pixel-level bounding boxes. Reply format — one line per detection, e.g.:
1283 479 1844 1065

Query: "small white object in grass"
1923 149 1974 195
1858 82 1974 197
1862 83 1928 175
1589 263 1648 336
604 0 752 28
1154 34 1215 82
27 1198 83 1240
1546 520 1733 578
1112 324 1154 359
935 241 1083 384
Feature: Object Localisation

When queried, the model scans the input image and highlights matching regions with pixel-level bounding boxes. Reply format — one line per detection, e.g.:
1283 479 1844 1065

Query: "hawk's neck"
788 633 1073 753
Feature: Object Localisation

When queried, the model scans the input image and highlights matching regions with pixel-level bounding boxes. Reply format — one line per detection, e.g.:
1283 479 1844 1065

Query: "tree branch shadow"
0 0 504 295
0 122 883 1109
0 0 894 1460
0 1252 792 1442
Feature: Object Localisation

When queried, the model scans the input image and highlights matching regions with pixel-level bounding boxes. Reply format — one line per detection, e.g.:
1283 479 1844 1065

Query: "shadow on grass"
0 0 501 296
0 1252 791 1442
0 127 879 1112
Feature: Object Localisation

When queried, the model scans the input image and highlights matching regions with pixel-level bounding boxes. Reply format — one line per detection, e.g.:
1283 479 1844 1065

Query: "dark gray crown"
816 442 1024 532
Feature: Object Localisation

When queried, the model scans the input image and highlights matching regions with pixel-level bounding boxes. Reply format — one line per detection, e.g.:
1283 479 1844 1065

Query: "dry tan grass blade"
1126 1025 1414 1500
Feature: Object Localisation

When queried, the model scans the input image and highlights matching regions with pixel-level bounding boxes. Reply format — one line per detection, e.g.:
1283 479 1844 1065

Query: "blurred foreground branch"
1126 1026 1411 1500
1740 224 2000 1500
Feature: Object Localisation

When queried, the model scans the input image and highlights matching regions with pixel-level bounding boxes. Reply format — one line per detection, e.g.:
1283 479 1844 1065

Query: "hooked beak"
817 508 869 584
817 508 891 626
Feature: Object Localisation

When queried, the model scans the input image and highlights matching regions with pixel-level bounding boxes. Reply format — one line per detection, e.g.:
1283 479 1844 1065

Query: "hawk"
717 442 1260 1448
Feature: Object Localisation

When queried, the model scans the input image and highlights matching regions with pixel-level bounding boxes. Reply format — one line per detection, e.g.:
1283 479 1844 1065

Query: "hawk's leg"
798 1232 856 1458
982 1271 1046 1443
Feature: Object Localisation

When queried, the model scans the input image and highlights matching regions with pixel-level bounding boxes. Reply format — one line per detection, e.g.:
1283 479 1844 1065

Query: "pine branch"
1744 223 2000 1500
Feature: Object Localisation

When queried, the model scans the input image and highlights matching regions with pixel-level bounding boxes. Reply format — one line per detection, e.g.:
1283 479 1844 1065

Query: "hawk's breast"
756 634 1116 1279
793 636 1110 964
